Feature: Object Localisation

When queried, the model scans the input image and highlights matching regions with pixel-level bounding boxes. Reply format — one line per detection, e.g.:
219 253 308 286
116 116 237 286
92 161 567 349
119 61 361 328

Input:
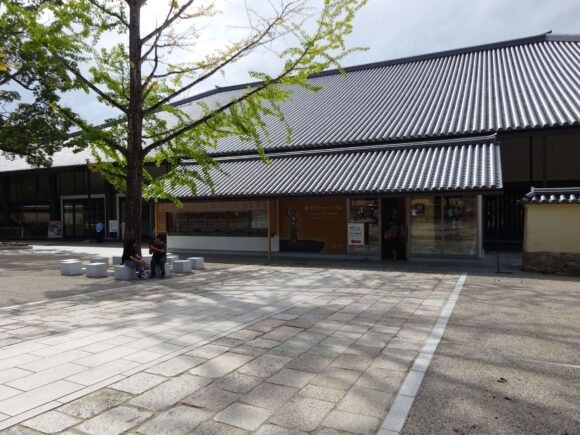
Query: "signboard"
108 220 119 233
347 223 365 245
279 198 347 254
48 221 63 238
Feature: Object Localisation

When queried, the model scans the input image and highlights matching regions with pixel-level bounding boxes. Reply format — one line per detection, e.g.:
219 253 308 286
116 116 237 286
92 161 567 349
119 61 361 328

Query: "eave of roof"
171 135 503 200
522 187 580 204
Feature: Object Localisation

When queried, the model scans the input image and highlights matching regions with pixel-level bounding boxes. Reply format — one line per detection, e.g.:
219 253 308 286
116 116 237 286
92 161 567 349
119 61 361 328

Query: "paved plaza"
0 245 578 434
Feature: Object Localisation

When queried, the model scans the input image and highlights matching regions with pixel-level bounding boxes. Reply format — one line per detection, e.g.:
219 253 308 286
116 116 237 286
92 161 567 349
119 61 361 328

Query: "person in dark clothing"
148 236 166 279
121 239 146 278
383 219 400 260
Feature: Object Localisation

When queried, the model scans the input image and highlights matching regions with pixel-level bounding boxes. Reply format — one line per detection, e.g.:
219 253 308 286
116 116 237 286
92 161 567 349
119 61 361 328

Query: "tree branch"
50 52 128 114
143 5 291 116
143 43 312 155
140 0 196 46
85 0 129 28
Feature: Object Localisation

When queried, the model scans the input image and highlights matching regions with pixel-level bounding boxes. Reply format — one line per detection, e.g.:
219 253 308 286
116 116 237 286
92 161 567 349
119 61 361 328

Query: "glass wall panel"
409 195 478 257
251 210 268 232
410 196 442 255
442 196 478 256
63 202 75 237
349 198 380 256
187 213 207 233
73 202 84 236
207 212 227 233
167 209 268 236
228 211 251 234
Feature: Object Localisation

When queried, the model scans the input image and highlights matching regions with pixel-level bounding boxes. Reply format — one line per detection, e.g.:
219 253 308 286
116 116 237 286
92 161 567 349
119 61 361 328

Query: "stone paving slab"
0 262 461 433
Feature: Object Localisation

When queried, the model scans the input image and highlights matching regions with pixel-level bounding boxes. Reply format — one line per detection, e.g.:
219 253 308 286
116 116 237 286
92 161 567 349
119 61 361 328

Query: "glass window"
207 212 228 233
228 211 251 234
410 196 442 255
167 209 268 236
187 213 207 233
442 196 478 256
410 195 478 257
251 210 268 233
349 198 380 256
170 212 187 233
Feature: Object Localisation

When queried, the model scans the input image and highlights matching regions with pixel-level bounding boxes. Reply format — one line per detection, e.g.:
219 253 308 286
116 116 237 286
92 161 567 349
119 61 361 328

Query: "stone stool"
152 262 172 278
173 259 192 274
60 260 82 276
86 262 108 278
90 257 109 265
114 265 136 280
187 257 204 269
166 255 179 265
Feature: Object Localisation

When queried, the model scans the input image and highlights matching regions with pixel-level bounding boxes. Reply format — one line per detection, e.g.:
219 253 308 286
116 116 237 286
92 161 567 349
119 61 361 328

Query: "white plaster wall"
168 235 280 252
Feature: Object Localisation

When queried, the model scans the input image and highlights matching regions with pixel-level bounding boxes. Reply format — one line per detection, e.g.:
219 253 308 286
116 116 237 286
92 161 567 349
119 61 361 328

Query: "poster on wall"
47 221 63 238
109 220 119 233
347 223 365 245
279 198 347 254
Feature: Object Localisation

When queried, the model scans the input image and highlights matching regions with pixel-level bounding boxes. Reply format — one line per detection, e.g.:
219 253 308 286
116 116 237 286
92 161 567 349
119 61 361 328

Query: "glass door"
62 198 105 238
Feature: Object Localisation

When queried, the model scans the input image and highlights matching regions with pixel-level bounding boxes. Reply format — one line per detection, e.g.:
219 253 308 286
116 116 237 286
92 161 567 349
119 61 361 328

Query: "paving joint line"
378 273 467 435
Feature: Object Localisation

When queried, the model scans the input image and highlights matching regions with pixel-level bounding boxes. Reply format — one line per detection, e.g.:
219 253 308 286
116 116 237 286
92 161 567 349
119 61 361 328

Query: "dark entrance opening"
63 198 105 238
381 198 406 260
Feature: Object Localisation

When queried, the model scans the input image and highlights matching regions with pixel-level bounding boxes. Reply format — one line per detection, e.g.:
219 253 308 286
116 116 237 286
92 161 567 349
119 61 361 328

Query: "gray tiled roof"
171 136 502 199
1 33 577 174
178 33 579 156
522 187 580 204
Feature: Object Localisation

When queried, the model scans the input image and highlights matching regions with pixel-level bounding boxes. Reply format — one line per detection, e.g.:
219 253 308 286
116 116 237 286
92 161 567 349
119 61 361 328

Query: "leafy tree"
9 0 367 244
0 1 74 167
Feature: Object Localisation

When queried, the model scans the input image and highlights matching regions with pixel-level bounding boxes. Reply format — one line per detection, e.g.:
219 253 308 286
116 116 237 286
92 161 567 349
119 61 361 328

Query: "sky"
58 0 580 124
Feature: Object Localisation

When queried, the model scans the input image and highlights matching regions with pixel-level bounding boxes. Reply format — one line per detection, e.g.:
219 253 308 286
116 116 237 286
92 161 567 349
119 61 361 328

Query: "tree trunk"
125 1 144 250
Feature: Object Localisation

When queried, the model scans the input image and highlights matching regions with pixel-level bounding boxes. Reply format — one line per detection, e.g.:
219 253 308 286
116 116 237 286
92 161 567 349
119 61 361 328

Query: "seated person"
148 235 166 279
121 238 147 278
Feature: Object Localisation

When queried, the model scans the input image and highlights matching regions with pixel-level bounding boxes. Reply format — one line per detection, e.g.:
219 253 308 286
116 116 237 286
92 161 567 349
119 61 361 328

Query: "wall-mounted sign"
347 223 365 245
109 220 119 233
48 221 63 238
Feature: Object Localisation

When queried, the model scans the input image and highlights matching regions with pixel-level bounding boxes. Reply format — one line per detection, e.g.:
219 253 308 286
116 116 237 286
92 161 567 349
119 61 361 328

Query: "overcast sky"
61 0 580 124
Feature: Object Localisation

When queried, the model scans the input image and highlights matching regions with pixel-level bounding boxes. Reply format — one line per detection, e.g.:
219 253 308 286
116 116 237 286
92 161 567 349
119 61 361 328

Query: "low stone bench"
173 259 192 274
60 260 82 276
187 257 204 269
86 262 108 278
114 265 136 280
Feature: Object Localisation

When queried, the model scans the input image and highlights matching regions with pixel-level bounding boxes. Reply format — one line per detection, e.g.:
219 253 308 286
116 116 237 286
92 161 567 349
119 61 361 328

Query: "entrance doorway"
381 198 406 260
63 198 105 238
